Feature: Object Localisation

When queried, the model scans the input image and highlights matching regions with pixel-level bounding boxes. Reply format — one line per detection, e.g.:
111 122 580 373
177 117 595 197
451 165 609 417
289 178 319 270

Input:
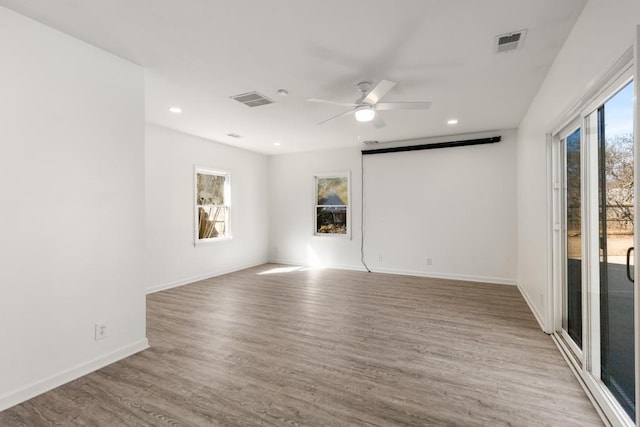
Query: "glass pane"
565 128 582 348
316 206 347 234
197 173 225 205
316 177 348 205
599 80 635 419
198 206 227 239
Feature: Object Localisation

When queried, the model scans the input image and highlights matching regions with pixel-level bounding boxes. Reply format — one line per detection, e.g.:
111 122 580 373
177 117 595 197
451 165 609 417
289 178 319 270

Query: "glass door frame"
551 60 637 427
553 117 585 365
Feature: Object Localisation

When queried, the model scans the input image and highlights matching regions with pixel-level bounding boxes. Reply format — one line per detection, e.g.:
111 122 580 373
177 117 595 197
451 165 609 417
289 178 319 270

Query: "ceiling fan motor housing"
357 81 372 94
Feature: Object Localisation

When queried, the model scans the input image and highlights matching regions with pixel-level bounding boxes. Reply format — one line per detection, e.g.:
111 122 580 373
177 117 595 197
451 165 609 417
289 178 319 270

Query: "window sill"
313 233 352 240
194 236 233 246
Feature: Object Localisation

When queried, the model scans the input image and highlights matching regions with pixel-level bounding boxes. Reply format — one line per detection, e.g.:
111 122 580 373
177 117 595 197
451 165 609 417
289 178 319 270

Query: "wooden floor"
1 264 603 426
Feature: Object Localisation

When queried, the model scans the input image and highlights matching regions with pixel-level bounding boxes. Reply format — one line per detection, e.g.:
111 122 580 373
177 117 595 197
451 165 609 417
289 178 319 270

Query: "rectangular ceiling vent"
229 91 274 107
495 29 527 53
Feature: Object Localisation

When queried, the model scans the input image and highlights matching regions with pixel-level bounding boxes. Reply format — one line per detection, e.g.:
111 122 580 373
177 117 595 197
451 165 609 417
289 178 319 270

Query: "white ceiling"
1 0 587 154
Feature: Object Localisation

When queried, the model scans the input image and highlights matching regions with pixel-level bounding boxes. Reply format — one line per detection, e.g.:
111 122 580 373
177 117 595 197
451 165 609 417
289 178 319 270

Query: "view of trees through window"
602 81 634 259
603 133 634 240
315 176 348 235
566 84 634 259
196 171 229 240
566 129 581 260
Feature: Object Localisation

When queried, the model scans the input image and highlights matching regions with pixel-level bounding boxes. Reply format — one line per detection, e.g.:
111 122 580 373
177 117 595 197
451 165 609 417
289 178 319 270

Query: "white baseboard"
268 257 515 286
0 338 149 412
267 257 368 272
146 261 267 294
517 283 550 333
368 266 517 286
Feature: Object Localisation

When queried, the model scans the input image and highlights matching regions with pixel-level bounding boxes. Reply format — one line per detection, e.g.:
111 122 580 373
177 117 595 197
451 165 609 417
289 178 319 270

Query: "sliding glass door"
596 80 636 420
555 70 636 426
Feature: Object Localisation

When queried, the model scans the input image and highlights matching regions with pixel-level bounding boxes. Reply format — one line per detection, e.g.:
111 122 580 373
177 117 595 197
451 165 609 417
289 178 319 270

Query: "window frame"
194 166 231 245
313 172 351 239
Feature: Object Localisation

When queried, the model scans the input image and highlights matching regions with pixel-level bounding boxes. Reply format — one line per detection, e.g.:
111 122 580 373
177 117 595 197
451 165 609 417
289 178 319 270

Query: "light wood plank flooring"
0 264 603 426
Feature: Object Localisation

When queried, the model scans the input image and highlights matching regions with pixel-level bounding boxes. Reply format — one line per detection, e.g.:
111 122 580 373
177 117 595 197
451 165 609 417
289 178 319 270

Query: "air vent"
229 91 274 107
495 29 527 53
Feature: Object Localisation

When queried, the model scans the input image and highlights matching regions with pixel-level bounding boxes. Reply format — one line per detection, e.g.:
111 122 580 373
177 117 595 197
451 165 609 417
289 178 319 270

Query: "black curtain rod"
361 136 501 155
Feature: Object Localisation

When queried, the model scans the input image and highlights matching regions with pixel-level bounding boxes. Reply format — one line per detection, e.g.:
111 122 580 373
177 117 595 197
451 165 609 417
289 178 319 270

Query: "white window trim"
194 166 232 245
313 171 351 239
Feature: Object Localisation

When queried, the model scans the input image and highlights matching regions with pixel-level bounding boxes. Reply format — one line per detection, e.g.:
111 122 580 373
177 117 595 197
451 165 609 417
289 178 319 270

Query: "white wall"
145 125 269 292
517 0 640 330
268 130 518 285
364 130 518 284
268 148 364 269
0 6 147 411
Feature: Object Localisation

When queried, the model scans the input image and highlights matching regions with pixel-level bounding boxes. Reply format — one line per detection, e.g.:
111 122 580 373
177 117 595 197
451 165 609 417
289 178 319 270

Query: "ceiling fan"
307 80 431 128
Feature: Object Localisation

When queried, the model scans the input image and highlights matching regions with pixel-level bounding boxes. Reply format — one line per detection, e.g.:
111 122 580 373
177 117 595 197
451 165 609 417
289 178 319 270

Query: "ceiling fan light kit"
355 106 375 122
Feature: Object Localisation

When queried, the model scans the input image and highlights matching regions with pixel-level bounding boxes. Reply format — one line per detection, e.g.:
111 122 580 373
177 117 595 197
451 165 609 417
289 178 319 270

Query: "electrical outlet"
378 254 383 262
95 322 108 341
426 258 433 266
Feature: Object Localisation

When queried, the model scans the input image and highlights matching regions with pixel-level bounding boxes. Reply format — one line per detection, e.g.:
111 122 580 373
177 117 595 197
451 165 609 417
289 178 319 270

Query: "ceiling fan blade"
317 109 354 125
375 101 432 111
363 80 397 104
307 98 358 108
372 114 386 129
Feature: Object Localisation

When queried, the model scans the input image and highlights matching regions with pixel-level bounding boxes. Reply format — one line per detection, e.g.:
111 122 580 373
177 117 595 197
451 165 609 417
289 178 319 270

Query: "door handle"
626 246 634 282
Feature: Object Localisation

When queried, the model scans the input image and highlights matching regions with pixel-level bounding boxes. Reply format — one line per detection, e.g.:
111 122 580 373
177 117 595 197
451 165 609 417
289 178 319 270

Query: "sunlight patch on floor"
257 266 304 275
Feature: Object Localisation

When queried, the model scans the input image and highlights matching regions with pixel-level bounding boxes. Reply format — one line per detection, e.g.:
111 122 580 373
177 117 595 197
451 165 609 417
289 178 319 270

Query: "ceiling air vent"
495 29 527 53
229 91 274 107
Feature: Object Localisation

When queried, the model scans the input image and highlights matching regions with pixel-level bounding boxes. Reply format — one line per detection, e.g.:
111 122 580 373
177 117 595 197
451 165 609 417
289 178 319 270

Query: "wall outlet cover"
95 322 108 341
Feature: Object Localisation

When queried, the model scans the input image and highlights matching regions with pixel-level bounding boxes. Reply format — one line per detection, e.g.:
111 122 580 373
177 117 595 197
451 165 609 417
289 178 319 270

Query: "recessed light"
447 119 459 125
273 142 281 146
169 106 182 114
277 89 289 97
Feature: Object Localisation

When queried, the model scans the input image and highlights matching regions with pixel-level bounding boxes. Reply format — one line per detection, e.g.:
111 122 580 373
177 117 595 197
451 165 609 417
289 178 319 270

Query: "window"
314 173 350 237
195 167 230 243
